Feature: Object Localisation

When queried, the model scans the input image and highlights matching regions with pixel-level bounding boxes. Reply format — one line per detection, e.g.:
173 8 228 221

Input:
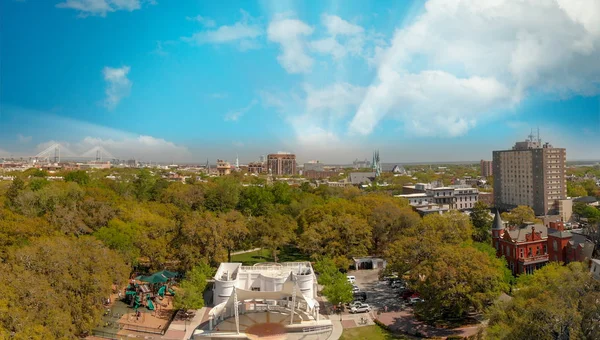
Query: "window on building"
520 248 524 258
252 287 260 291
536 246 540 256
528 248 532 257
543 244 547 255
553 240 558 251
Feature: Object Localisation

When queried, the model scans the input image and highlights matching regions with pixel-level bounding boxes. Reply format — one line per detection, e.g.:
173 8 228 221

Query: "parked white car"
350 304 371 313
347 275 356 284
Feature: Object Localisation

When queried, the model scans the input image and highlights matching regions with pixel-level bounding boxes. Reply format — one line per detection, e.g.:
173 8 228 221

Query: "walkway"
376 310 482 338
231 248 261 256
163 307 209 340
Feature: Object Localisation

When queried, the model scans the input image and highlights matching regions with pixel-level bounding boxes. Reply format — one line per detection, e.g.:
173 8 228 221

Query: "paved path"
231 248 261 256
163 307 209 340
327 318 343 340
376 310 481 338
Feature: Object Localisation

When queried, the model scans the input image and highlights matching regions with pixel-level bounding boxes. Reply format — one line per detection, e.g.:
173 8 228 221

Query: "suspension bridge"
33 143 117 163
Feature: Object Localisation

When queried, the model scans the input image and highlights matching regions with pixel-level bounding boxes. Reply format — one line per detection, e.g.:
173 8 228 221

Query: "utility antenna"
537 127 541 144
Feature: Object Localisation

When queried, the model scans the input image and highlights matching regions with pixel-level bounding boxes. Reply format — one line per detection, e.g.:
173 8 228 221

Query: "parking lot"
347 269 407 313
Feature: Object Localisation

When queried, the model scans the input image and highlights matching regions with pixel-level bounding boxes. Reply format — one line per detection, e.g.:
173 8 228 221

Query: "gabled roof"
350 172 376 185
573 196 598 204
506 224 548 242
492 210 504 230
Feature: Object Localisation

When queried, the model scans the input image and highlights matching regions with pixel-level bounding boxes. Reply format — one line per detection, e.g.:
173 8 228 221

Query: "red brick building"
492 211 594 275
492 210 549 275
547 221 594 264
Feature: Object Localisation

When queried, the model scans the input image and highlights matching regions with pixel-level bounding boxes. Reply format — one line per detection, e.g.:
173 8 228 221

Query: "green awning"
155 270 178 278
135 273 168 283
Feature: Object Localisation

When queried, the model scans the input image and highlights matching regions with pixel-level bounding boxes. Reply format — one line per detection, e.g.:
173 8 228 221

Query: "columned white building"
194 262 331 339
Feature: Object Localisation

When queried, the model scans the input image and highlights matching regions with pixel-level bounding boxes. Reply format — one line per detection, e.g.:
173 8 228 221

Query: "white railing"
302 325 333 333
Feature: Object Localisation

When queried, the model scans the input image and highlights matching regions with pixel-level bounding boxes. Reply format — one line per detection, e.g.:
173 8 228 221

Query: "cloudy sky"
1 0 599 163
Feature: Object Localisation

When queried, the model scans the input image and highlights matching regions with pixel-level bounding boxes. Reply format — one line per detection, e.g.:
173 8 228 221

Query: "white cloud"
350 0 600 137
311 38 346 60
17 134 32 143
103 66 132 110
55 0 149 17
182 10 262 50
310 14 366 60
225 99 258 122
304 83 366 117
261 83 366 158
322 14 364 36
186 15 216 28
267 17 314 73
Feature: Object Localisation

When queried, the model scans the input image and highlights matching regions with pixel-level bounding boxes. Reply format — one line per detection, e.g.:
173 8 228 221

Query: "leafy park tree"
385 211 474 278
5 176 24 209
64 170 91 186
249 213 297 262
501 205 538 226
220 210 250 262
314 258 353 306
411 244 508 322
298 213 371 267
133 169 156 201
470 201 493 242
204 177 240 212
487 262 600 340
237 185 274 216
567 182 588 197
174 261 215 310
0 236 128 337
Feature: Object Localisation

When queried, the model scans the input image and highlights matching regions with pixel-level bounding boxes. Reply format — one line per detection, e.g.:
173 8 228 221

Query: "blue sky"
1 0 599 163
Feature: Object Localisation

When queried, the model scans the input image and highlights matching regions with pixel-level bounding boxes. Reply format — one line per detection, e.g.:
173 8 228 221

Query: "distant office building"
303 161 325 172
247 162 265 174
493 134 566 216
216 159 231 176
396 185 480 211
303 170 340 180
267 152 296 175
353 158 371 169
480 160 493 177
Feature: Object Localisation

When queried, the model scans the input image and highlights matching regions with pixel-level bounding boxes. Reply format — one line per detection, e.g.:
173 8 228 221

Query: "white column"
233 288 240 334
290 283 296 325
209 317 213 330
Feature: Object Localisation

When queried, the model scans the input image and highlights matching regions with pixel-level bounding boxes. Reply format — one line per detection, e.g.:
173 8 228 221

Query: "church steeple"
492 209 504 230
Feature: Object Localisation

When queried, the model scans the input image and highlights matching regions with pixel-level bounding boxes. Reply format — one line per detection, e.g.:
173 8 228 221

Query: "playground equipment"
147 295 155 311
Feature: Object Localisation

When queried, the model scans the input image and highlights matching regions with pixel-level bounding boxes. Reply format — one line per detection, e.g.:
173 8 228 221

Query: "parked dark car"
353 291 367 301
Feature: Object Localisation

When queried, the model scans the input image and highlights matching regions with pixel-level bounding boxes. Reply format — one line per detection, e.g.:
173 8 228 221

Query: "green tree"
238 185 274 216
204 177 240 212
5 177 24 209
64 170 91 186
567 182 588 197
174 261 214 310
0 236 129 337
488 262 599 340
133 169 156 201
501 205 538 226
220 210 250 262
314 258 353 306
470 201 492 242
385 211 473 276
249 213 297 262
94 219 141 265
411 244 507 322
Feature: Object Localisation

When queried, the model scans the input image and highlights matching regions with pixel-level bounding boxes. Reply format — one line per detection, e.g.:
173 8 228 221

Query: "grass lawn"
339 325 409 340
230 246 310 266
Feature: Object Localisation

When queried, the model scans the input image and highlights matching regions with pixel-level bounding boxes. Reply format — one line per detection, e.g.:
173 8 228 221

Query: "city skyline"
1 0 600 163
